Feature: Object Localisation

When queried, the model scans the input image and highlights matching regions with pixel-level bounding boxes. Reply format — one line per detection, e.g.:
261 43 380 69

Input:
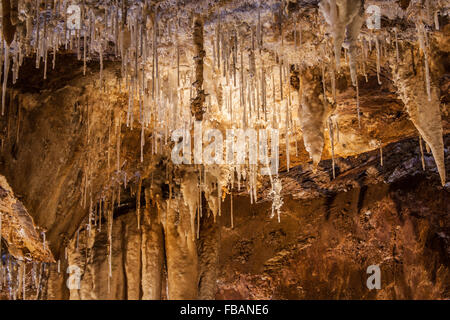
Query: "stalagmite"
139 189 164 300
165 191 199 299
23 263 26 300
108 198 113 285
269 177 283 223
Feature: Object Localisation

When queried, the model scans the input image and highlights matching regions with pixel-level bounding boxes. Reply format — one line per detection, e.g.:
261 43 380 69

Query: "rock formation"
0 0 448 300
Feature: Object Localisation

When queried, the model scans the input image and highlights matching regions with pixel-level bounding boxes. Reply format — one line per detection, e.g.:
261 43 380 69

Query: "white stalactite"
319 0 364 69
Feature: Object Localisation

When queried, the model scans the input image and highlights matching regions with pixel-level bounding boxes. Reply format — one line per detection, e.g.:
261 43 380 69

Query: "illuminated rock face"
0 0 449 300
391 51 446 186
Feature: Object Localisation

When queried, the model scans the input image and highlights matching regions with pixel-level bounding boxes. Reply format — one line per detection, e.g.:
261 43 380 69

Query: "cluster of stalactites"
319 0 365 75
0 255 49 300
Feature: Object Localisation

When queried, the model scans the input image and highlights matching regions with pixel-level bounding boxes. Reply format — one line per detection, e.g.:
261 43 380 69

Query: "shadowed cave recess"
0 0 449 300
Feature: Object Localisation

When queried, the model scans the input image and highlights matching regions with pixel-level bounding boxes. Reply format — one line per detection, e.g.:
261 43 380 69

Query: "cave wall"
0 0 448 301
39 135 449 300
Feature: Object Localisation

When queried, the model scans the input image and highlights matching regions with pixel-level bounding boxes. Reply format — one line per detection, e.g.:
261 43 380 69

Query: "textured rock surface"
0 0 449 300
218 136 450 299
0 174 53 262
40 136 450 300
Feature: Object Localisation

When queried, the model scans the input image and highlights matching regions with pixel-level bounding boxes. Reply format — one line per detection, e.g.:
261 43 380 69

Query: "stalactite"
116 116 121 173
42 231 46 251
108 194 114 293
100 41 103 85
83 27 87 76
279 59 283 101
230 191 233 229
298 66 334 168
345 10 364 87
391 51 446 186
257 4 262 53
434 10 440 30
2 0 17 45
330 68 336 102
240 46 246 128
16 102 20 145
419 135 426 171
285 100 290 172
2 44 10 116
35 0 41 69
329 117 335 179
356 76 360 127
191 16 206 121
417 22 431 102
43 0 49 80
379 143 383 167
137 177 142 230
394 28 400 65
319 0 364 69
375 35 382 85
52 32 57 70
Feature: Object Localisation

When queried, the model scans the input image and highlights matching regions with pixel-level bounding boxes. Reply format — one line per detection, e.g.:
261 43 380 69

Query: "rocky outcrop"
0 174 53 263
217 135 450 300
